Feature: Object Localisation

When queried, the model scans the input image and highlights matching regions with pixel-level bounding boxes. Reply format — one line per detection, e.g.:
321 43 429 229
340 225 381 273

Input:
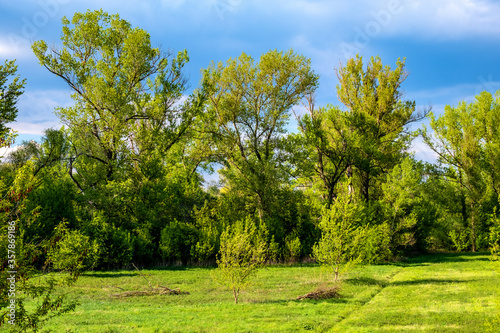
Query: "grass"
34 253 500 332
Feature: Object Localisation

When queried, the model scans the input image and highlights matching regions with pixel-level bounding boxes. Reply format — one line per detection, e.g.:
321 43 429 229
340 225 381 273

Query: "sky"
2 0 500 165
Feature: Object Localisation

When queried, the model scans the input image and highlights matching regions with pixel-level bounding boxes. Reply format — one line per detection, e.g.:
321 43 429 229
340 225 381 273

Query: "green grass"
35 253 500 332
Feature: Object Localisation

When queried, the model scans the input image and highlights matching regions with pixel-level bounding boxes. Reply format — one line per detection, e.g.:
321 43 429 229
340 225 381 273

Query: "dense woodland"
1 9 500 327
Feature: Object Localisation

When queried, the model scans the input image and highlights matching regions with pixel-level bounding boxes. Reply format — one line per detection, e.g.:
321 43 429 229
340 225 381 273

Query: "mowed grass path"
42 253 499 332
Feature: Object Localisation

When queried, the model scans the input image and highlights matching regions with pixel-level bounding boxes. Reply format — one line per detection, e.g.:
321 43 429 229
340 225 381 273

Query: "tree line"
1 9 500 322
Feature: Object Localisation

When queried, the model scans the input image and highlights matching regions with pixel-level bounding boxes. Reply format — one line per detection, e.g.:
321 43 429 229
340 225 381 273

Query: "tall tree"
295 94 353 208
475 92 500 199
0 60 26 147
202 50 318 223
32 9 206 193
336 55 427 202
422 92 491 252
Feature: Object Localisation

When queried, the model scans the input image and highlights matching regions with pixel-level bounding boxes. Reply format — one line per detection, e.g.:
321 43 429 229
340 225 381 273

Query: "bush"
489 211 500 267
82 211 134 269
160 220 199 265
47 222 100 273
449 228 470 252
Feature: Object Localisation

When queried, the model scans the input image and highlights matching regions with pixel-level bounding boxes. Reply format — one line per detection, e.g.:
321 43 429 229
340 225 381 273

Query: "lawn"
38 253 499 332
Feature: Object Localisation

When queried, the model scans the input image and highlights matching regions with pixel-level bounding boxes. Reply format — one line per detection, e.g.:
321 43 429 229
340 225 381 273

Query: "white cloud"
11 121 62 135
407 79 500 112
0 145 22 161
0 37 31 59
387 0 500 39
13 89 71 135
409 136 438 163
282 0 500 42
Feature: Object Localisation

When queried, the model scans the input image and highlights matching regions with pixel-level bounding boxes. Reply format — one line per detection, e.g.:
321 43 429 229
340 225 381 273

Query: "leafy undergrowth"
38 253 499 332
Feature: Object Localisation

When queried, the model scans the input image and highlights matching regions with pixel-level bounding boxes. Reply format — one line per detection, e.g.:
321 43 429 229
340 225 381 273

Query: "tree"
475 92 500 199
202 49 318 227
381 157 423 251
0 60 26 147
32 10 208 267
336 55 427 202
422 93 488 252
0 85 81 330
32 9 206 193
213 216 267 303
313 190 390 282
295 94 353 207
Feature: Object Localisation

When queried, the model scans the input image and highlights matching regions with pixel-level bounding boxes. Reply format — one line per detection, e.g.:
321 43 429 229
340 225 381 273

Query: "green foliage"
336 55 426 202
449 228 470 252
284 235 302 262
160 220 200 265
32 10 207 236
47 221 100 273
213 216 267 303
313 189 392 281
0 60 26 147
489 210 500 268
0 161 78 331
422 91 500 252
295 102 353 207
202 49 318 223
192 201 224 263
381 158 427 252
313 193 364 282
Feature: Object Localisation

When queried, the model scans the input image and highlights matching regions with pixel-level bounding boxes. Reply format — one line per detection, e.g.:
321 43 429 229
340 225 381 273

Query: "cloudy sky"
2 0 500 163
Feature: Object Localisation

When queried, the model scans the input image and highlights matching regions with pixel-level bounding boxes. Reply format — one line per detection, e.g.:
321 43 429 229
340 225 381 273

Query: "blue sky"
2 0 500 164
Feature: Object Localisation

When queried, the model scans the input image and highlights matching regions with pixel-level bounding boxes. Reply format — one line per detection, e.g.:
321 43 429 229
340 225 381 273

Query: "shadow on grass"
82 265 217 277
404 252 490 265
250 297 348 305
344 276 471 287
82 272 138 278
148 265 216 271
344 277 388 287
391 278 472 286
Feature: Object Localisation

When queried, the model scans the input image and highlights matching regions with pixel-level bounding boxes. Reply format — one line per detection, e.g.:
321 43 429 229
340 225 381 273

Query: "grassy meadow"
38 253 499 333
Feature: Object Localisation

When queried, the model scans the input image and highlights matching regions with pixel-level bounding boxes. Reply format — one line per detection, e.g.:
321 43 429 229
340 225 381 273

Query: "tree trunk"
471 203 476 252
233 289 238 304
361 171 370 202
346 165 354 198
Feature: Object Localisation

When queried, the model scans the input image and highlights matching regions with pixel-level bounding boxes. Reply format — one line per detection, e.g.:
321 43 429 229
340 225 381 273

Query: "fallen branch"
110 263 190 298
111 287 189 298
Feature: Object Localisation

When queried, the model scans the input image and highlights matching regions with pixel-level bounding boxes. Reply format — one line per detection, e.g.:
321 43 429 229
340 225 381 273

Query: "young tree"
313 190 390 282
202 50 319 225
336 55 428 202
213 216 267 303
382 157 423 251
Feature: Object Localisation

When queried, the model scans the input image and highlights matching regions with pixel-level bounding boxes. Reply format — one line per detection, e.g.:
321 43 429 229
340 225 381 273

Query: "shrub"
47 221 100 273
160 220 199 265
